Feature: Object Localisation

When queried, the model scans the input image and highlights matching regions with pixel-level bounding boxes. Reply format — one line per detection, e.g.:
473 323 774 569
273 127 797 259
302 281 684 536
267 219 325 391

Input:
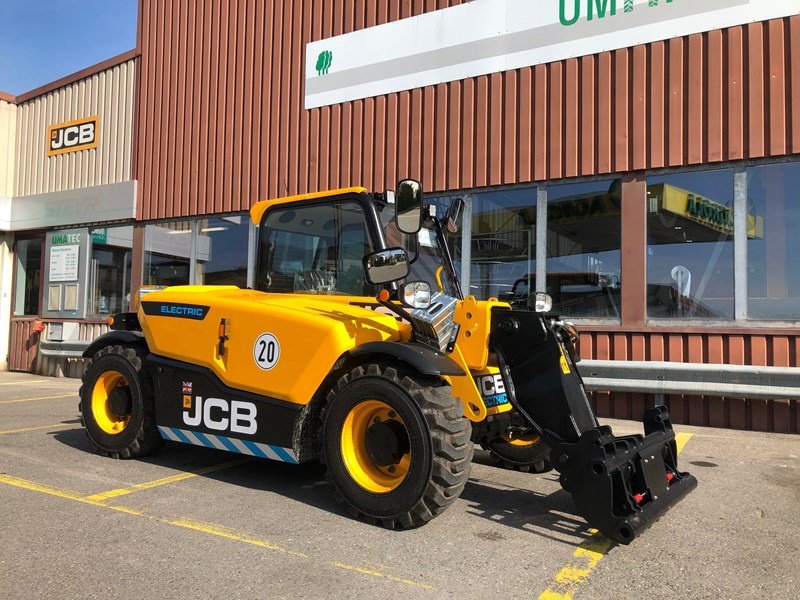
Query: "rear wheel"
483 433 552 473
323 364 473 528
79 345 162 459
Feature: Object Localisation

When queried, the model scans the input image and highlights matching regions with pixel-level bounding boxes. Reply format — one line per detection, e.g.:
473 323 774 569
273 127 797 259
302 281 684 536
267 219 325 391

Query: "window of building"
195 215 249 288
88 227 133 315
468 187 537 302
144 221 193 287
547 179 621 318
646 170 735 319
257 201 375 296
747 162 800 320
13 239 42 316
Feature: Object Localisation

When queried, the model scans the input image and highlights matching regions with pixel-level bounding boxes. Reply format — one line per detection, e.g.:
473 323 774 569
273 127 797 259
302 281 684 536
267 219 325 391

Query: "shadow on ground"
51 426 594 545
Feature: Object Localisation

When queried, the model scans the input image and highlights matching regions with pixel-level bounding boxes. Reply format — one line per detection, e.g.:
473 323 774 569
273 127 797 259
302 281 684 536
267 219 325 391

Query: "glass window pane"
257 201 375 296
14 239 42 316
144 221 193 287
547 179 621 318
88 226 133 315
646 170 735 319
468 187 536 303
747 162 800 320
196 215 249 287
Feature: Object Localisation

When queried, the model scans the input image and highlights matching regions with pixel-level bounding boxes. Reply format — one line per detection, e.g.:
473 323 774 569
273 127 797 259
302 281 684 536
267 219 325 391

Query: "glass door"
9 235 45 372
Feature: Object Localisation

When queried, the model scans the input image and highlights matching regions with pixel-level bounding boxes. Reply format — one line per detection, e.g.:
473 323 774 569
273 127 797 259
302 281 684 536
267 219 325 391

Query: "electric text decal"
47 116 99 156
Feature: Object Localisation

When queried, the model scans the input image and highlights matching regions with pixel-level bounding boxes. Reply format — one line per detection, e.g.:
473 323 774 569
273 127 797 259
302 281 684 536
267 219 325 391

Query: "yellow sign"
182 395 192 409
47 116 99 156
655 184 764 239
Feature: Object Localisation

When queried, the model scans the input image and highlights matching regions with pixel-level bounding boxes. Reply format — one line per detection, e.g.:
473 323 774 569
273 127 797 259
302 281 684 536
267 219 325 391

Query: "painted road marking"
0 423 73 436
0 379 51 386
0 473 435 591
538 432 694 600
84 457 252 501
0 394 76 405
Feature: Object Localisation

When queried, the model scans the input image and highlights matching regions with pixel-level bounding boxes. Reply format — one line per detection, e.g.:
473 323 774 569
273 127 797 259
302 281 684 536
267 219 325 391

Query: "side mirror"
395 179 423 234
445 197 464 234
363 247 410 285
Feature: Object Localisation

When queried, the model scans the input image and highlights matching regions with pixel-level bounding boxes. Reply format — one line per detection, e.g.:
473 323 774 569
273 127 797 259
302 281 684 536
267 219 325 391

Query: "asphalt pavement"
0 372 797 599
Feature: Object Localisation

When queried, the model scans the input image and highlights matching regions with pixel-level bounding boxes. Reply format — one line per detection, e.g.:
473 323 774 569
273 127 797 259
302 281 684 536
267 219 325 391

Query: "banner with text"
305 0 800 109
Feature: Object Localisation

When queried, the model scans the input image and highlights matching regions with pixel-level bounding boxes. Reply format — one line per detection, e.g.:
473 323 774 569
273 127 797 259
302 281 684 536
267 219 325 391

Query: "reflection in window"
747 162 800 320
547 180 621 318
646 170 735 319
88 227 132 315
469 187 536 304
144 221 192 287
257 201 375 296
13 239 42 316
195 215 248 288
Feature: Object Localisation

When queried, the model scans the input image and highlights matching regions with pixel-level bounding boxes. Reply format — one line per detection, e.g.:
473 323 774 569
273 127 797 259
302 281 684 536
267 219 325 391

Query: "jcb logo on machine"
48 116 99 156
475 374 509 408
183 396 258 435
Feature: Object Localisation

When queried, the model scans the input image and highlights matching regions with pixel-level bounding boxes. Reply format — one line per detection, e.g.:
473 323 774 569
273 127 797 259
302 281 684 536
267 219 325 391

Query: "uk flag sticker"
182 381 193 394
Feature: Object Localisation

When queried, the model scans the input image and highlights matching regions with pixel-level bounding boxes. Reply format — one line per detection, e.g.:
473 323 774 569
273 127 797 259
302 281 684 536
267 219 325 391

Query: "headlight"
534 292 553 313
400 281 432 309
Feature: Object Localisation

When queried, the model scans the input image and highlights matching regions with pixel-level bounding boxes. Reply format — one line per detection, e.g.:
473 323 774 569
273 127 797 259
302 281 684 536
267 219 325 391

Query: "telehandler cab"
80 180 696 544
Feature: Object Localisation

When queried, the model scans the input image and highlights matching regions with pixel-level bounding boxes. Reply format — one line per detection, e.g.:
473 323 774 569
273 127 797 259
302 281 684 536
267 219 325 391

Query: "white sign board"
305 0 800 109
49 244 80 282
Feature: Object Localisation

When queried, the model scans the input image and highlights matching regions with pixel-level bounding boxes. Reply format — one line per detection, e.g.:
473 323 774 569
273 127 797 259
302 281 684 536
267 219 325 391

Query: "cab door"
9 234 45 372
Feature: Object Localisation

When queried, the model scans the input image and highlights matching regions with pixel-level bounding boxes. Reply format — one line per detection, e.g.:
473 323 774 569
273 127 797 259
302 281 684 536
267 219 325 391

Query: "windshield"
381 209 459 298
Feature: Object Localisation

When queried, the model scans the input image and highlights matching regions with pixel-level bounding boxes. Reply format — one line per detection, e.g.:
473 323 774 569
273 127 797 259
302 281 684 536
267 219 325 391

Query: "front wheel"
483 433 553 473
322 364 473 529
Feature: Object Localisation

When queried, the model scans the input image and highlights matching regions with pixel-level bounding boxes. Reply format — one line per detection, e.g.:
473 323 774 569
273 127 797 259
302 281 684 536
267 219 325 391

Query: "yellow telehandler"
80 180 695 543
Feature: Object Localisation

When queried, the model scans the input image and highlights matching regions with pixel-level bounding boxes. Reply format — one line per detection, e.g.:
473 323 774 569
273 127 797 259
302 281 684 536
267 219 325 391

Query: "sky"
0 0 137 96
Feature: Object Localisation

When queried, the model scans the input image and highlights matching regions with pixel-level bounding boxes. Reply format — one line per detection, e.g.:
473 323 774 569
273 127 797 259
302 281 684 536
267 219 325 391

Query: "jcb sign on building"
47 116 99 156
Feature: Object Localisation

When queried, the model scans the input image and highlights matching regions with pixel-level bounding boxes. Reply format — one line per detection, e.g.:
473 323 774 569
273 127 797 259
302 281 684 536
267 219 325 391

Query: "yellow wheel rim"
340 400 410 494
91 370 131 434
500 433 541 447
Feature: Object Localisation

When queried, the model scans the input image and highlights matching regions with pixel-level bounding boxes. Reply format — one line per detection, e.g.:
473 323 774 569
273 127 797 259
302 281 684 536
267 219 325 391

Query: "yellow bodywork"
249 187 368 224
138 286 507 422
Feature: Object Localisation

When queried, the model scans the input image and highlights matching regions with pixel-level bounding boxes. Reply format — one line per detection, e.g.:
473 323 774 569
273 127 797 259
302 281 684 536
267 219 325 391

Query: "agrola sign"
47 116 99 157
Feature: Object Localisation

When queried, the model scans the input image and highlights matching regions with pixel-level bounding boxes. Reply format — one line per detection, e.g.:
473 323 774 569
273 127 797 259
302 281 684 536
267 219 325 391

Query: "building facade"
1 0 799 433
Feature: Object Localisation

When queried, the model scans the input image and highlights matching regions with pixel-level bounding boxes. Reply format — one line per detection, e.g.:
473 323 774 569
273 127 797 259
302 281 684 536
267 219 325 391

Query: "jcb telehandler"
80 180 696 544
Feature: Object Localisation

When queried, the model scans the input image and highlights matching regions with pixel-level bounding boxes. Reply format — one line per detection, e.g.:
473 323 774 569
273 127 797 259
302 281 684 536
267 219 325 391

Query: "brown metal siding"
136 4 800 220
578 329 800 434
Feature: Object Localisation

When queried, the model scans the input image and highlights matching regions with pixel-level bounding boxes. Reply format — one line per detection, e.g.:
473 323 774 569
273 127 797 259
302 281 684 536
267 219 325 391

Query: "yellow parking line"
0 379 48 385
84 457 252 501
0 472 434 590
538 433 694 600
0 394 75 405
0 423 73 436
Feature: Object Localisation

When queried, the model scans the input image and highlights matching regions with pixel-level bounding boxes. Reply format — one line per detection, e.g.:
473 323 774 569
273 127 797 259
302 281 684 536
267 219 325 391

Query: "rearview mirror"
445 197 464 233
395 179 423 234
363 247 410 285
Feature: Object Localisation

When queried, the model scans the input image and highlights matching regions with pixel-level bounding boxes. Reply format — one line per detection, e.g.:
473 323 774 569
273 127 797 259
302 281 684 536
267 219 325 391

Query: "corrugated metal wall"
14 59 136 197
0 100 16 197
578 329 800 434
136 1 800 219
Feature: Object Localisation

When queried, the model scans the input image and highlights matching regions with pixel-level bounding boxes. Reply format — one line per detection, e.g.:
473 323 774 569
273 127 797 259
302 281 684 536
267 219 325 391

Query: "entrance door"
9 235 45 372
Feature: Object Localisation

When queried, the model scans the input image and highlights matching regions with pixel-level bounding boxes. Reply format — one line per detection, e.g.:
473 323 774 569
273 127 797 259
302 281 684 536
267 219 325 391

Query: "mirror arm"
432 216 464 299
376 292 414 323
407 231 420 265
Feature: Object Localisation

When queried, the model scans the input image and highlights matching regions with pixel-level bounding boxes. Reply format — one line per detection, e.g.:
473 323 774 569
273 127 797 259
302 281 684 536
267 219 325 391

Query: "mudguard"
350 341 465 376
83 331 147 359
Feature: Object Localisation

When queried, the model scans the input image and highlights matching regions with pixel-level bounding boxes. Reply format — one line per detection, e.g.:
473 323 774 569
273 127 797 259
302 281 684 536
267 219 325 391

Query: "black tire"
79 345 162 459
482 435 553 474
322 364 473 529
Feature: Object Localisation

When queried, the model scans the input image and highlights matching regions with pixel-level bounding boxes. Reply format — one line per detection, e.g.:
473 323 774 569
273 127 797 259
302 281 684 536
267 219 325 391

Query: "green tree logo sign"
316 50 333 75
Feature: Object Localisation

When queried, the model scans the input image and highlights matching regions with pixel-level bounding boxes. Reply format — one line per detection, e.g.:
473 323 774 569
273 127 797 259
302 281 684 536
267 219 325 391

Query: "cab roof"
249 187 368 224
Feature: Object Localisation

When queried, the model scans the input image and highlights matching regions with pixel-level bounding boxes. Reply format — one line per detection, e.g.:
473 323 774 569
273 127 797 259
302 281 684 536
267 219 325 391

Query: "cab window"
258 200 376 296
